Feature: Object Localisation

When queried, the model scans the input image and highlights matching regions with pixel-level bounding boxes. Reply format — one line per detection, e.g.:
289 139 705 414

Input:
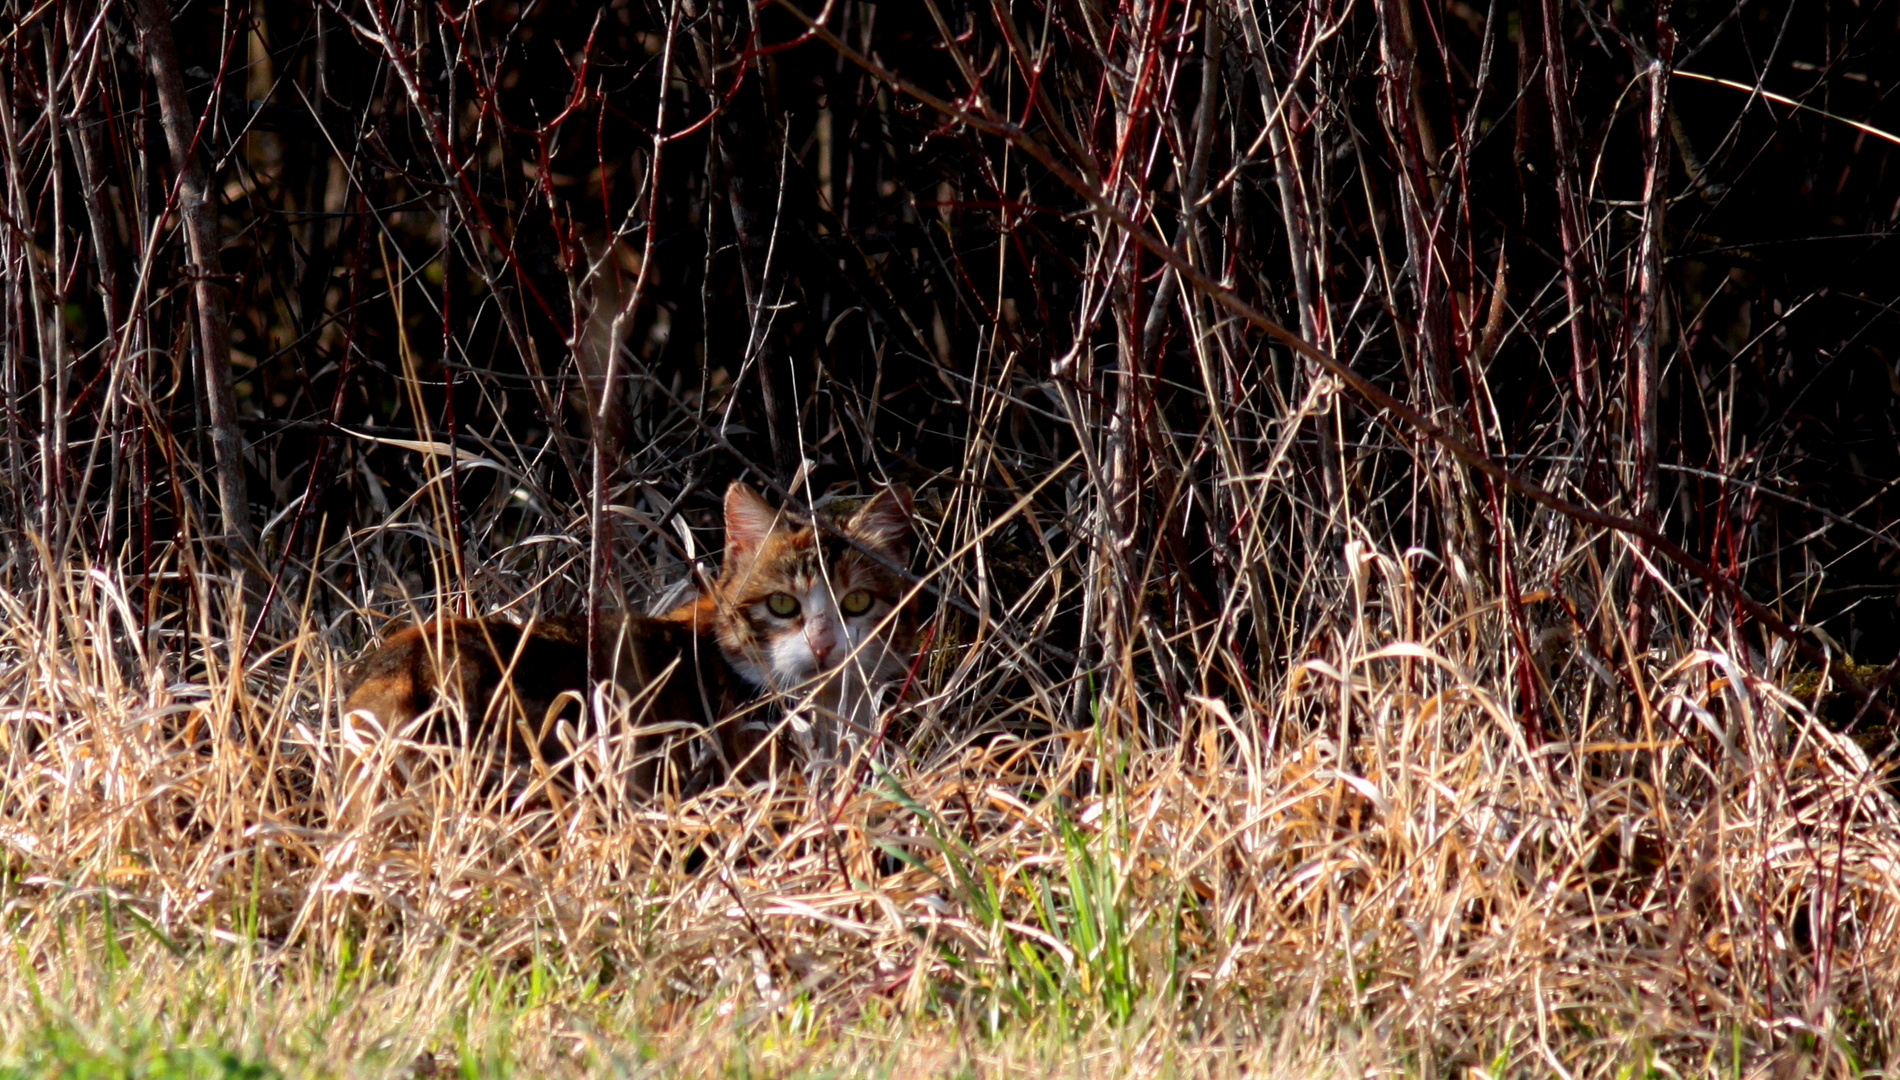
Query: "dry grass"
4 515 1899 1077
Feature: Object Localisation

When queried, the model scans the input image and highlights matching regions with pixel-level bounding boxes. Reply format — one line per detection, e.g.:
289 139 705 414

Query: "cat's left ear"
724 481 782 558
848 486 913 561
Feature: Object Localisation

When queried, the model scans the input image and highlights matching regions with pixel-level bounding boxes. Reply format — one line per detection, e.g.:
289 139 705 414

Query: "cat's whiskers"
766 581 906 768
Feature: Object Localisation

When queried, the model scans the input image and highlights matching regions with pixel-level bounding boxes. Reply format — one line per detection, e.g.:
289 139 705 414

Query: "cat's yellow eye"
840 589 874 616
766 592 801 618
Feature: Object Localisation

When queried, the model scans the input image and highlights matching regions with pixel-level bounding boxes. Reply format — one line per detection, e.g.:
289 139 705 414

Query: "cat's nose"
807 620 841 665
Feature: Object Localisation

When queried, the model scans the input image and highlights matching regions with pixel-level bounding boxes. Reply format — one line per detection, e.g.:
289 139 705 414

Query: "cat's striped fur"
339 482 917 794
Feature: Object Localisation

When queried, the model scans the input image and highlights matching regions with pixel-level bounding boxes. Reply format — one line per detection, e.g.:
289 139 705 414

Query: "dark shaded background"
2 0 1895 729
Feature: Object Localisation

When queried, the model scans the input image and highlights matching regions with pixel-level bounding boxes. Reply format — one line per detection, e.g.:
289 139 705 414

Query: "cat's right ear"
723 482 780 557
848 485 913 561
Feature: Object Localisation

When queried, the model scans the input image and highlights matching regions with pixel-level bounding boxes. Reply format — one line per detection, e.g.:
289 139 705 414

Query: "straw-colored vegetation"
7 527 1900 1077
4 0 1898 1076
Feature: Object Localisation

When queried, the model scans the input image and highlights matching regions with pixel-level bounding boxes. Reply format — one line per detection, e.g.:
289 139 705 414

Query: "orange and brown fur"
340 482 918 795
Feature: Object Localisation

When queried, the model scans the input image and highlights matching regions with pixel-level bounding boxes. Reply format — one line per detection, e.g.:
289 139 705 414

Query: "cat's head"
712 482 918 694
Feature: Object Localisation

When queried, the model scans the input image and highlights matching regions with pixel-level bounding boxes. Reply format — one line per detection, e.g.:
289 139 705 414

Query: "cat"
338 481 919 800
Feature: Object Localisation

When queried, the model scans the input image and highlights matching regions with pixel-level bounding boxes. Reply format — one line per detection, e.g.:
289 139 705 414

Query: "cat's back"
340 610 722 737
531 610 730 709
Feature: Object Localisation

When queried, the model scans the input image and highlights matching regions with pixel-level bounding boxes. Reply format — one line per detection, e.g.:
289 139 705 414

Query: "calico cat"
339 482 918 796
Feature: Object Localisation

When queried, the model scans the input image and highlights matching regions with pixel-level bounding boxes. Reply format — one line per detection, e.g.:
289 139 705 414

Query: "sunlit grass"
4 548 1896 1077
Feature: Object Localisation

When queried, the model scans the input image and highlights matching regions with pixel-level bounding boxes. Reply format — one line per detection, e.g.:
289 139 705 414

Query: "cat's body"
339 482 917 795
339 609 747 792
